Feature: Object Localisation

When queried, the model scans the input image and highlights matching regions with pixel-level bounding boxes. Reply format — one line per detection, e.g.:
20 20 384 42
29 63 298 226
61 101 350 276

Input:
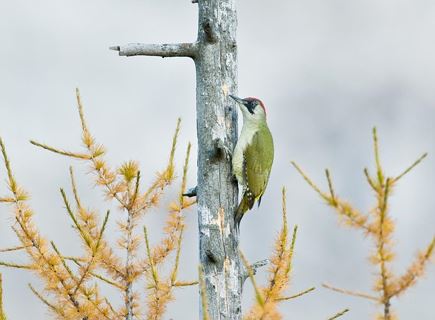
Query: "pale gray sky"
1 0 434 319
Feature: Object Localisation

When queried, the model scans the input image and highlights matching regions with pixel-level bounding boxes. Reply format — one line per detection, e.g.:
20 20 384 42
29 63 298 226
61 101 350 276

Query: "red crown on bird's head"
245 97 266 114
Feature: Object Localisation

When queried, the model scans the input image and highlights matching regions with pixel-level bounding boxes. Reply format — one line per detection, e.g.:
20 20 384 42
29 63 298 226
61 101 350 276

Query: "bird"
229 94 274 227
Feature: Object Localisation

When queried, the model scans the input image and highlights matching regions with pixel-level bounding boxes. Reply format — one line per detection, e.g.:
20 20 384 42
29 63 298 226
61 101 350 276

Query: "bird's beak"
229 94 246 106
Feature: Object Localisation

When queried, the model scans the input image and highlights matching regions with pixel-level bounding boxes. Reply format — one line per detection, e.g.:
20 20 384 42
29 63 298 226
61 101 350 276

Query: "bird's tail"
235 193 253 228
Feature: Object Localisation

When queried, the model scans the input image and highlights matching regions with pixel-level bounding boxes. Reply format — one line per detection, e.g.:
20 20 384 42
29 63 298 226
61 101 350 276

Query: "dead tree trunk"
111 1 243 319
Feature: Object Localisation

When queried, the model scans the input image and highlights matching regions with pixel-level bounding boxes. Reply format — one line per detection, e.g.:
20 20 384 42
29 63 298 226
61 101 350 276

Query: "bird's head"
229 95 267 123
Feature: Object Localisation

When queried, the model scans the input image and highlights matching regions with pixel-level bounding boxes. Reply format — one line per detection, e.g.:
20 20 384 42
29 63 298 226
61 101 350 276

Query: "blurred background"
1 0 434 319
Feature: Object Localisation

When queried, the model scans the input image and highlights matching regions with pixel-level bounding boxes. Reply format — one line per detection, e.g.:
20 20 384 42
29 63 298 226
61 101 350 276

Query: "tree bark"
111 1 242 319
195 0 243 319
195 1 242 319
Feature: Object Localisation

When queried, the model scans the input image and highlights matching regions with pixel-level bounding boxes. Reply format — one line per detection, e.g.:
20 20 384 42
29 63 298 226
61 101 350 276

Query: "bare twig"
276 286 315 301
286 225 298 275
393 153 427 183
110 43 198 58
327 308 349 320
240 251 264 308
291 161 329 201
174 281 199 287
322 283 379 302
363 168 377 191
0 273 6 320
325 169 336 205
0 245 31 253
30 140 90 160
372 127 384 186
251 259 269 274
28 284 65 317
241 259 269 282
0 261 32 269
69 166 83 209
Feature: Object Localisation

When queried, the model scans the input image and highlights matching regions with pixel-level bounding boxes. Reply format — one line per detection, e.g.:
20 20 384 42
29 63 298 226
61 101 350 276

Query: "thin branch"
376 178 394 319
66 257 124 290
63 256 87 263
137 118 180 213
52 242 113 320
327 308 349 320
286 225 298 276
13 216 83 312
0 245 31 253
144 227 159 286
0 273 5 320
393 153 427 183
294 162 372 232
28 284 65 317
50 242 77 282
198 265 210 320
251 259 269 274
372 127 384 186
72 210 110 296
276 286 315 301
322 283 379 302
76 88 88 133
0 260 32 269
170 227 184 286
363 168 377 192
110 43 198 58
325 169 337 205
180 143 192 205
129 170 141 211
391 236 435 297
174 281 199 287
30 140 91 160
0 137 18 195
69 166 83 209
240 251 264 308
241 259 269 283
60 188 92 248
104 298 119 319
291 161 329 201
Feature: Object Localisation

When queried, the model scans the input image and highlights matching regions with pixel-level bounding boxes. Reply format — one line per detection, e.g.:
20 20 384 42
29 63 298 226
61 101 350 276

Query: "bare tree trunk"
195 1 242 319
111 1 242 319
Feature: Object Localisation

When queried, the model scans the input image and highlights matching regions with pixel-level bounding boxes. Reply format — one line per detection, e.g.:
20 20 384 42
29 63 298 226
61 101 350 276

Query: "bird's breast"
232 127 256 183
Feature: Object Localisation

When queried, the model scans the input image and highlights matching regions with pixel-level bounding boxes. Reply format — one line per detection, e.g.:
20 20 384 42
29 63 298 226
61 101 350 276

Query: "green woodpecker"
229 95 274 226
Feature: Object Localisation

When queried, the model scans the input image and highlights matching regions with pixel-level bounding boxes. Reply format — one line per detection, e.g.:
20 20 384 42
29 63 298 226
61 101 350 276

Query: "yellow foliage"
243 188 313 320
0 91 195 320
293 127 434 320
118 161 139 183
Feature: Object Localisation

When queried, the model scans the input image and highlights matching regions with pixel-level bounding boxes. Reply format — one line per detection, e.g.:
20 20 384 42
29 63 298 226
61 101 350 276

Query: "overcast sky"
1 0 435 319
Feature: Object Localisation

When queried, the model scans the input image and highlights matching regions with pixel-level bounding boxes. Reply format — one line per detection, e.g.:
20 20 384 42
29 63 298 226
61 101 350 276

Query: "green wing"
243 126 274 205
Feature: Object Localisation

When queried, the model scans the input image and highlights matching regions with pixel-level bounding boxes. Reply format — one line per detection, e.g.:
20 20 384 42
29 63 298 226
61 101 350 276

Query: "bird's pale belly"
232 130 254 184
